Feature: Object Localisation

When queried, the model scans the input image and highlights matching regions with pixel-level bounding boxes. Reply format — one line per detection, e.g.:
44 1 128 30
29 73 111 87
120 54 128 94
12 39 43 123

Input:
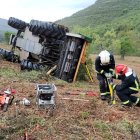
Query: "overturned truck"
2 17 92 82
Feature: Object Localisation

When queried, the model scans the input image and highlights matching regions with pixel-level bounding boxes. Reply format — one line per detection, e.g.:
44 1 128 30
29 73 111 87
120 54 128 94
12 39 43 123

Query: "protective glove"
105 73 112 78
109 69 115 75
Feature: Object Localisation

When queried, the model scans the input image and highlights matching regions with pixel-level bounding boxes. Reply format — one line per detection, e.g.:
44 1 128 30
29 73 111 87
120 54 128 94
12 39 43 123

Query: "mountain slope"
0 18 16 32
0 18 16 41
57 0 140 28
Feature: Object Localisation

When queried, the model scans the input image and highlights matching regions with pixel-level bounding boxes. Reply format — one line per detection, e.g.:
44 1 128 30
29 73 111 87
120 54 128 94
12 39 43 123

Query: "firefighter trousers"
97 74 110 94
116 88 139 104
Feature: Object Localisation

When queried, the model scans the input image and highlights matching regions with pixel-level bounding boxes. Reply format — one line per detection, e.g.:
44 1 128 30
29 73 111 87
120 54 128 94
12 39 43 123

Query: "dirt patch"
0 52 140 139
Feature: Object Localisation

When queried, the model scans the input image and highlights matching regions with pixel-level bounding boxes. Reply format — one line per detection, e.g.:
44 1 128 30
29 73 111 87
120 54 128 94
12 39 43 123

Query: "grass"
0 67 42 82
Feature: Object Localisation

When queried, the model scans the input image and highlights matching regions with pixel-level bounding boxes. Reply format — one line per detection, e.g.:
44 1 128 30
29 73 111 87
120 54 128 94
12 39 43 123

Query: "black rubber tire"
27 61 33 70
0 49 6 56
29 20 54 36
32 63 39 70
20 60 41 70
8 17 28 31
0 48 2 53
20 59 26 70
29 20 69 39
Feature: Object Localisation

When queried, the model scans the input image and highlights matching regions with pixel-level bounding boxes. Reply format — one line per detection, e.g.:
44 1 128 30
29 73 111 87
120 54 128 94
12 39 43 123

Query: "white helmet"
99 50 110 65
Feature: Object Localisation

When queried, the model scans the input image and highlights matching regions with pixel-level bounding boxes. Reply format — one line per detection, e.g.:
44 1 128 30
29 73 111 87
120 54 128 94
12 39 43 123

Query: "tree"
120 37 132 59
103 29 116 50
4 31 11 44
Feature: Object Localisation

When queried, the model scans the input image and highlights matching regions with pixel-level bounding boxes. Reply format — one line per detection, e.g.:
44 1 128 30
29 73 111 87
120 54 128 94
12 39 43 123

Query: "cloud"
0 0 96 22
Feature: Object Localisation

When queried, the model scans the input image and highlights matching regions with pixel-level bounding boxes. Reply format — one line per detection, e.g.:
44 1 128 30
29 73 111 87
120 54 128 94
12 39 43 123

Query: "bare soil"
0 45 140 140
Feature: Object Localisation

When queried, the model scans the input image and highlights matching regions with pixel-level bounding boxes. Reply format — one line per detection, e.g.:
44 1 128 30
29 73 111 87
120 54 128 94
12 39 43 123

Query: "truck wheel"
29 20 69 39
8 17 28 31
29 20 54 36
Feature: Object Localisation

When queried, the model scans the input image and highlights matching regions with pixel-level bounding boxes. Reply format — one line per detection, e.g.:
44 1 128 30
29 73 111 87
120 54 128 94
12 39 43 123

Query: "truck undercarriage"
0 17 92 82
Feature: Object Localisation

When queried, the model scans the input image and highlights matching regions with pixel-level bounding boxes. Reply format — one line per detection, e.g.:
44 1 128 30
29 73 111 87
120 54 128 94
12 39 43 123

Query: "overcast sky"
0 0 96 22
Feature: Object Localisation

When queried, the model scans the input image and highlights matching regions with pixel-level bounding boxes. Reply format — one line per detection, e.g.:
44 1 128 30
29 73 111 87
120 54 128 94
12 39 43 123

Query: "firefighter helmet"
115 64 128 75
99 50 110 65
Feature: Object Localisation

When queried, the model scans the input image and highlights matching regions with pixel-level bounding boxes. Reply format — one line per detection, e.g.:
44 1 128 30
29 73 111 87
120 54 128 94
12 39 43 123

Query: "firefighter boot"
101 93 110 101
121 100 132 107
101 95 106 100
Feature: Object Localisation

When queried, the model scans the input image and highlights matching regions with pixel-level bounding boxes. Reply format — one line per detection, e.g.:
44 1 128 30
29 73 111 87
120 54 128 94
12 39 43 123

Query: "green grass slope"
57 0 140 28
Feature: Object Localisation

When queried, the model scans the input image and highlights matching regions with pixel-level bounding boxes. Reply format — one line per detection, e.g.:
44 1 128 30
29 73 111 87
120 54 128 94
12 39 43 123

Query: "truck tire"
29 20 69 39
20 59 26 70
29 20 54 36
8 17 28 31
32 63 39 70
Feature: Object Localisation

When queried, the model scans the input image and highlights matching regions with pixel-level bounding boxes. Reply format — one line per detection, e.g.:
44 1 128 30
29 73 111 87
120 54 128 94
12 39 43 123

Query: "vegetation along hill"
57 0 140 57
0 18 16 41
57 0 140 28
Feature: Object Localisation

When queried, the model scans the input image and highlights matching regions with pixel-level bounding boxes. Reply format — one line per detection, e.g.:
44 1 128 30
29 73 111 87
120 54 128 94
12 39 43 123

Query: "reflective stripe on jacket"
115 68 140 92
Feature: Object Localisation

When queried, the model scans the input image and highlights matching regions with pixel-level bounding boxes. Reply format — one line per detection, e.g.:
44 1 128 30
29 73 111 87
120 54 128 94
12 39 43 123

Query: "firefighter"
95 50 115 100
113 64 140 107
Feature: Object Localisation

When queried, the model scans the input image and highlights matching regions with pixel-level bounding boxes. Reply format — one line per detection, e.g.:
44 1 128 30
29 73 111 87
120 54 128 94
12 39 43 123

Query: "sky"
0 0 96 23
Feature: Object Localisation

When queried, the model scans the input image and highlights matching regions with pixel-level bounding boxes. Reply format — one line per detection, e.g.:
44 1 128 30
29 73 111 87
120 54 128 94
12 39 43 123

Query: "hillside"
0 18 16 32
57 0 140 28
0 18 16 41
56 0 140 56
